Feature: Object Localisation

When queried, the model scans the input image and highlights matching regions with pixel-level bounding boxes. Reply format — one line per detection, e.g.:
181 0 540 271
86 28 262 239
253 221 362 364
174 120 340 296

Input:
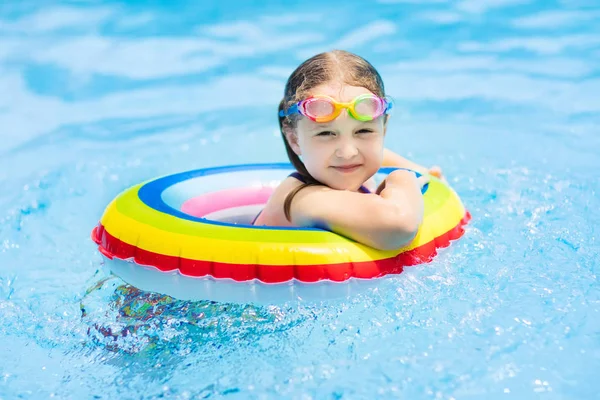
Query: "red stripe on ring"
91 211 470 284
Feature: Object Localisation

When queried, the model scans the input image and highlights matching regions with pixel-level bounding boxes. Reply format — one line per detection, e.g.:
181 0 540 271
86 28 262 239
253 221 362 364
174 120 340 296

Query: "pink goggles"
279 94 393 123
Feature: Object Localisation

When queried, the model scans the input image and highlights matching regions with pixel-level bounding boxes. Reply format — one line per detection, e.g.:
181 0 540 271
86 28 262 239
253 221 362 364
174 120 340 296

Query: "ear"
284 127 302 156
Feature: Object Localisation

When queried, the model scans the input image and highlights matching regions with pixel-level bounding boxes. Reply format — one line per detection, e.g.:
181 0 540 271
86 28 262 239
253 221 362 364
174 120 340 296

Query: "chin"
309 168 368 191
324 177 363 192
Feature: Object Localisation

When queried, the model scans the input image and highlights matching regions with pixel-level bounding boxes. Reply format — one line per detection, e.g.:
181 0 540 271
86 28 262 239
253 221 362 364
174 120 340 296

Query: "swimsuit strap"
252 172 371 226
288 171 307 183
288 172 371 194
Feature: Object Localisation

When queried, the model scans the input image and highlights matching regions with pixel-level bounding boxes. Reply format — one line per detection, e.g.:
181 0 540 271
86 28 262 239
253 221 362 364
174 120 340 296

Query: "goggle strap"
384 99 393 114
279 103 300 118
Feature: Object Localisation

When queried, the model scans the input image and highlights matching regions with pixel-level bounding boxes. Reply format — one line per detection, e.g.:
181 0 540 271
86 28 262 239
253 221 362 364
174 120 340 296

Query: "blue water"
1 0 599 398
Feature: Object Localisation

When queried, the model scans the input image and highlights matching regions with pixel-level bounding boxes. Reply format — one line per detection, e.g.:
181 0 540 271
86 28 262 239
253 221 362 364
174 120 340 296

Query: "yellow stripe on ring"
100 181 465 265
109 179 452 244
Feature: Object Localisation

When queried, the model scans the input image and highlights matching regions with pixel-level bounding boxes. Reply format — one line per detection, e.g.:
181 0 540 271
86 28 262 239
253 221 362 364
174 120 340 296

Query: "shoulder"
253 177 308 227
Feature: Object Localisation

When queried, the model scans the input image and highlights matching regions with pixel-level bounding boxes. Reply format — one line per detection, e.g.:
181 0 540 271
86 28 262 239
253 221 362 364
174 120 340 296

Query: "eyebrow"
311 124 334 131
310 120 379 131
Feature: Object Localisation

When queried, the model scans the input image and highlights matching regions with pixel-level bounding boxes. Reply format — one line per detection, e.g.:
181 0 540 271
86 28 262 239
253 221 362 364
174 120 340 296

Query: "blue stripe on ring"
136 163 427 230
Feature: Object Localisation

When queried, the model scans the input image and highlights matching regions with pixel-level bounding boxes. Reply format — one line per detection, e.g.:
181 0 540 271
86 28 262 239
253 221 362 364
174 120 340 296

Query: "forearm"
294 184 422 250
375 172 425 247
382 148 430 175
380 176 424 225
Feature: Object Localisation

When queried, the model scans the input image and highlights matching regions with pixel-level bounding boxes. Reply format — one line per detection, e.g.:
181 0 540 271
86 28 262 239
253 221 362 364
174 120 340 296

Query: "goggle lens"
304 98 336 118
354 95 383 118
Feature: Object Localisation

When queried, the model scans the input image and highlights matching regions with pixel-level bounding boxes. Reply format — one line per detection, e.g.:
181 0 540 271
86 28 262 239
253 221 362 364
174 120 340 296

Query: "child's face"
287 82 386 191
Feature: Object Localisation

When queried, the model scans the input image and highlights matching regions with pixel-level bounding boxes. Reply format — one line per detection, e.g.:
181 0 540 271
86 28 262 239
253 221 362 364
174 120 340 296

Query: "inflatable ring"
91 163 470 303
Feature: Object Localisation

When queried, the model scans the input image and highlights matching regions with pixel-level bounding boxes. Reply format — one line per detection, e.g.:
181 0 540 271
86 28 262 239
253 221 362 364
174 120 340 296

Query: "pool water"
1 1 599 398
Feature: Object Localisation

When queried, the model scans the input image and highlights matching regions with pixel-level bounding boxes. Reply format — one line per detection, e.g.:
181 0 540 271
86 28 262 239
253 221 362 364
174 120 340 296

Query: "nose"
335 139 359 160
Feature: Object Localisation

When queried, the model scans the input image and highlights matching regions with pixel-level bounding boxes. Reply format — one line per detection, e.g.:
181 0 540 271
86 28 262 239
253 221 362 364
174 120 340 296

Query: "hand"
428 165 447 183
416 174 430 191
377 169 429 195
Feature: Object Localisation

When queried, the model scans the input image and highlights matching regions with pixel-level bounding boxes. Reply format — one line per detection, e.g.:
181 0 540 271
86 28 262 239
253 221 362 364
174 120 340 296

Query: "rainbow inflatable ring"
92 163 470 303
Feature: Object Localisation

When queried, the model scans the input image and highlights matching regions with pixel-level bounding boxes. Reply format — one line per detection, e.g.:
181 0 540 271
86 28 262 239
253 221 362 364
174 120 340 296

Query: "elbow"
378 220 421 251
370 206 423 251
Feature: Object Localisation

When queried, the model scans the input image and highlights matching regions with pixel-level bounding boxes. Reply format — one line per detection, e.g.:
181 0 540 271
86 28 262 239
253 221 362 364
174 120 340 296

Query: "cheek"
364 138 385 165
364 136 384 153
300 139 328 159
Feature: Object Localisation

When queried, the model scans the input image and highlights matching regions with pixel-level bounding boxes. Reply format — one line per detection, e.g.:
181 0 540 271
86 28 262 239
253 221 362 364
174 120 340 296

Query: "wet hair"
278 50 387 221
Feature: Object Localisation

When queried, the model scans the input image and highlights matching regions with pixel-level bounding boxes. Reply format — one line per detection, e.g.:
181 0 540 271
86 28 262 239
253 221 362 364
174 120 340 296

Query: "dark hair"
278 50 387 221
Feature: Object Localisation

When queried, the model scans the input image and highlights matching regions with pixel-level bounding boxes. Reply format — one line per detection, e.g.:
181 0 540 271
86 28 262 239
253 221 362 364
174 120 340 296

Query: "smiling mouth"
331 164 362 172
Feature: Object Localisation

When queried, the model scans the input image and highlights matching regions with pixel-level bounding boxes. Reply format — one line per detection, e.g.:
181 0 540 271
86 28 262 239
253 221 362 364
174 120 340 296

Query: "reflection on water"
80 275 298 354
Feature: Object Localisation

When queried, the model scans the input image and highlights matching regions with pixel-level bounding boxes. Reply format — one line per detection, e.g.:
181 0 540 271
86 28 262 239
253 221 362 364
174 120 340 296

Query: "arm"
290 170 426 250
383 148 443 179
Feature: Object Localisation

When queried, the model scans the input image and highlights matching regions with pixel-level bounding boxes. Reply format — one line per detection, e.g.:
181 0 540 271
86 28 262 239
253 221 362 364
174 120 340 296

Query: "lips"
332 164 362 173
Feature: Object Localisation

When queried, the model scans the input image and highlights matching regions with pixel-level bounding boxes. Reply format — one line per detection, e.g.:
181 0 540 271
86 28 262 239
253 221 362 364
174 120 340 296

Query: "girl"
253 50 443 251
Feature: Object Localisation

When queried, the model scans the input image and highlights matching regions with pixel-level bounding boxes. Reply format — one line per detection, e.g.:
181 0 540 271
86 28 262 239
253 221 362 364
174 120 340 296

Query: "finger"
428 166 443 178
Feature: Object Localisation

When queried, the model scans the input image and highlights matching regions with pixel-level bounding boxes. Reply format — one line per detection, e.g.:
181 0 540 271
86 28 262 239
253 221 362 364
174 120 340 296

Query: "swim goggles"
279 94 393 123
